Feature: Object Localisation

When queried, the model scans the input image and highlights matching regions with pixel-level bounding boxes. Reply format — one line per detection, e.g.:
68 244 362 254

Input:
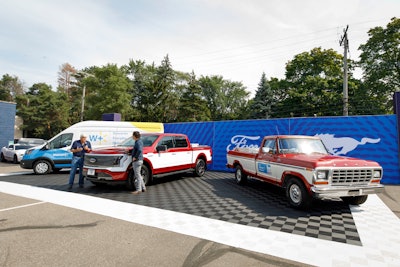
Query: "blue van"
20 121 163 174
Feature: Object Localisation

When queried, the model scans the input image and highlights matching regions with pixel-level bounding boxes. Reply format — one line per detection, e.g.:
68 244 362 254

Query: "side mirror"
261 147 270 153
156 145 167 152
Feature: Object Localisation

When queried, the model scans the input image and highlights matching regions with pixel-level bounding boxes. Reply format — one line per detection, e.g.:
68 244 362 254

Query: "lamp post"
76 71 94 121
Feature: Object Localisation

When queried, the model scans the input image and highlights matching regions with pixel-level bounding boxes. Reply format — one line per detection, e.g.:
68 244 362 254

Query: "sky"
0 0 398 96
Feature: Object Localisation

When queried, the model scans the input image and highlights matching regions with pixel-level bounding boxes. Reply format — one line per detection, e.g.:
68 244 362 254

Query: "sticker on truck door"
257 163 271 174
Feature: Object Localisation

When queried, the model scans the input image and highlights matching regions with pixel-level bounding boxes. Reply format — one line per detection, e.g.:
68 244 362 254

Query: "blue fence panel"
165 115 400 184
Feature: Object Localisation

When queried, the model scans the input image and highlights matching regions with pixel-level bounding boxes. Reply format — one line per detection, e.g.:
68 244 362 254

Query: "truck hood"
89 146 154 155
280 153 381 169
89 146 131 155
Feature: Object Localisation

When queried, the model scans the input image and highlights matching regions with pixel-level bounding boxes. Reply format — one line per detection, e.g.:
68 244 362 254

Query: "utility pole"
340 25 349 116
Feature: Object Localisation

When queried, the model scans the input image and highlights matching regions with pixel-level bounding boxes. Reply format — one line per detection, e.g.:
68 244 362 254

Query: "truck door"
255 139 279 181
150 136 176 170
171 135 192 168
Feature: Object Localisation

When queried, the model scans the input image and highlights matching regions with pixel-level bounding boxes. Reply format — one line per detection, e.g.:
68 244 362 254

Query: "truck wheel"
141 164 152 186
126 170 135 190
235 165 247 185
341 195 368 205
33 160 52 175
194 158 206 177
286 178 311 209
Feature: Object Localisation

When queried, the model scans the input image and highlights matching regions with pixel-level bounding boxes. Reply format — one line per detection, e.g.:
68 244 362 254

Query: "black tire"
341 195 368 205
194 158 206 177
235 165 247 185
126 170 135 190
286 178 312 209
13 155 18 164
141 164 152 186
33 160 52 175
0 153 5 162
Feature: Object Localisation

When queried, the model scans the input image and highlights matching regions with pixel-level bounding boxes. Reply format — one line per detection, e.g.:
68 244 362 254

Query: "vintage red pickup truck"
83 133 212 189
226 135 384 209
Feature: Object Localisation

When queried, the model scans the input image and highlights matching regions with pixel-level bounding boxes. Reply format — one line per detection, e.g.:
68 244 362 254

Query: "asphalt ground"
1 162 400 266
0 163 311 267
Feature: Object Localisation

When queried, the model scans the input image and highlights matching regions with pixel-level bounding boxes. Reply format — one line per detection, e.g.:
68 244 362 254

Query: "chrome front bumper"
311 184 385 198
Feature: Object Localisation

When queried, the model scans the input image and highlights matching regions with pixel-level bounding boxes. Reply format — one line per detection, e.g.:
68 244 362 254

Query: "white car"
1 144 34 164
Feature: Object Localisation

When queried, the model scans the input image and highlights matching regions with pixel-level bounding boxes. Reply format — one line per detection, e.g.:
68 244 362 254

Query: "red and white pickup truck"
227 135 384 209
83 133 212 189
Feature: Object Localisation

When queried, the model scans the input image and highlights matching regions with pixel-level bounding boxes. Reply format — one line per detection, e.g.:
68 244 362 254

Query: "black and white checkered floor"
1 171 400 266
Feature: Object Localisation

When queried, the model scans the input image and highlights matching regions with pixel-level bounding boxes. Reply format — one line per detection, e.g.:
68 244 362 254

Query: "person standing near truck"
68 134 92 190
131 131 146 194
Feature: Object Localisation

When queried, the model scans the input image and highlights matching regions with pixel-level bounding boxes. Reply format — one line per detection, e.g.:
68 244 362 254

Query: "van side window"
174 136 188 148
48 133 73 149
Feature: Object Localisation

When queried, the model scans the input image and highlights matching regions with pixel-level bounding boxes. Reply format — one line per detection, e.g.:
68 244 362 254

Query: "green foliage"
280 48 349 117
198 75 249 121
249 73 273 119
82 64 133 121
0 74 24 102
358 17 400 112
177 71 211 122
15 83 69 139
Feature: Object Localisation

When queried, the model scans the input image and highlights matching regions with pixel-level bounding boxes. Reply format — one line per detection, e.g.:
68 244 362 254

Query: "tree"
15 83 69 139
358 17 400 112
199 75 249 120
177 71 210 122
250 73 274 119
282 47 347 117
57 63 77 98
82 64 133 121
0 74 24 101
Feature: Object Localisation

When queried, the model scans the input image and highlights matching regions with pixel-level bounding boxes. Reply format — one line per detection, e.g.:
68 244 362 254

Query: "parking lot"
1 163 400 266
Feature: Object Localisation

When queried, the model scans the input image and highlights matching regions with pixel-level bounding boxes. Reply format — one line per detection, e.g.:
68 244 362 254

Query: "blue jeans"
133 160 145 191
69 156 84 186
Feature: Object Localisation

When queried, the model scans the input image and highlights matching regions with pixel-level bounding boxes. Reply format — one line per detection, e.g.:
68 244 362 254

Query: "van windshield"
118 135 158 147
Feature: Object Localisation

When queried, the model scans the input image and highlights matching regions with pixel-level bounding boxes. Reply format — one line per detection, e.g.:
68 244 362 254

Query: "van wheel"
194 158 206 177
142 165 152 186
286 178 311 209
235 165 247 185
341 195 368 205
33 160 52 175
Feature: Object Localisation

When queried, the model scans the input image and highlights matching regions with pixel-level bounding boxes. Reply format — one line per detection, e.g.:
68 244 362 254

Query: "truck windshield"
278 138 328 155
118 135 159 147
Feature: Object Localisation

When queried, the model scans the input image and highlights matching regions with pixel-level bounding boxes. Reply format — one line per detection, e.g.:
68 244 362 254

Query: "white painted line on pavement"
0 201 46 212
0 181 399 266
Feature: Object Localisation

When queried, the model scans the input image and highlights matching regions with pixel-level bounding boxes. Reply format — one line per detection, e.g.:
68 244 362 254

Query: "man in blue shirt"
68 134 92 190
131 131 146 194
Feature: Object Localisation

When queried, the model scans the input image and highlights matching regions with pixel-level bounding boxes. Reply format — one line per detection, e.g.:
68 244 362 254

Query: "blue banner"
165 115 399 184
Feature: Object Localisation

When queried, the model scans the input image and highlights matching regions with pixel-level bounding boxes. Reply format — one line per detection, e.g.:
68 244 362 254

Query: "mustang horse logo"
315 133 380 155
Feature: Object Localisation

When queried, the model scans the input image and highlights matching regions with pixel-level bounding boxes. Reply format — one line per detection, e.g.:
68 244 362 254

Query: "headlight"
316 170 328 180
113 156 123 166
373 170 382 178
25 149 33 155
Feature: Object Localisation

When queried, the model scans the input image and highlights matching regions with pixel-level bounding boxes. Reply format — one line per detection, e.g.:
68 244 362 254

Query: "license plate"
87 169 95 176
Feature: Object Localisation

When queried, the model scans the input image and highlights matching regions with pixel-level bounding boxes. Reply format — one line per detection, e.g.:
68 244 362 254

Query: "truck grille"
84 155 123 167
331 169 372 185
